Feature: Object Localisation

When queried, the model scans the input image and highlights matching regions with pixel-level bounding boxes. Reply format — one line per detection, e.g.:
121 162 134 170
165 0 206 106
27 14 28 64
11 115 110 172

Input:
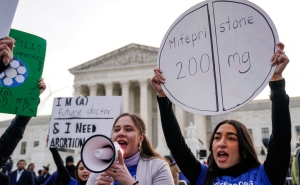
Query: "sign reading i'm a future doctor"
47 96 124 148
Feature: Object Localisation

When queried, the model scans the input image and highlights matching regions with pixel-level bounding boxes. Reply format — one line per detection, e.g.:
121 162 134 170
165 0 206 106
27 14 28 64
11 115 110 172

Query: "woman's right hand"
150 68 166 97
94 173 113 185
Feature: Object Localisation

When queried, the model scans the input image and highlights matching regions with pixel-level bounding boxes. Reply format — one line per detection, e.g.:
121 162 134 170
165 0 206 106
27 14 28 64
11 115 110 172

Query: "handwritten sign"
0 0 19 38
0 29 46 116
47 96 124 148
158 0 278 115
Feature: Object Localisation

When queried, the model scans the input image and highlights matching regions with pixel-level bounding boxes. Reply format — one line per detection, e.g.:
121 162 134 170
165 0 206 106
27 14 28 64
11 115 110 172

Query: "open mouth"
217 151 229 162
81 174 89 179
118 140 127 148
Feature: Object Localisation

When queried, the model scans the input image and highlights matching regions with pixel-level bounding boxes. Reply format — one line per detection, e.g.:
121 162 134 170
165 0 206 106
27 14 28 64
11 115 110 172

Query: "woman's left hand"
105 150 136 185
270 42 289 81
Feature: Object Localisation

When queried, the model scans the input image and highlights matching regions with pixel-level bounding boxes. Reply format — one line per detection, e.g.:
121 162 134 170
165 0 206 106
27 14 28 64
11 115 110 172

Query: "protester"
37 169 42 177
75 160 91 185
292 137 300 185
27 163 35 171
8 159 34 185
27 163 37 185
0 77 46 168
150 42 291 185
36 165 51 185
164 155 190 185
1 156 13 174
36 168 43 184
44 155 76 185
0 172 9 185
45 136 91 185
0 36 46 169
43 171 57 185
87 113 173 185
66 155 76 178
164 155 179 185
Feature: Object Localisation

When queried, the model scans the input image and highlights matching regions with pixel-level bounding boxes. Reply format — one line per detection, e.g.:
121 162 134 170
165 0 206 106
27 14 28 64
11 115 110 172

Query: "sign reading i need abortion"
158 0 278 115
47 96 124 148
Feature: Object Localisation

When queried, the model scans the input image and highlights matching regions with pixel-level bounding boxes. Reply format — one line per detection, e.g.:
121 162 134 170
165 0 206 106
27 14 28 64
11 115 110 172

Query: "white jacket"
87 157 174 185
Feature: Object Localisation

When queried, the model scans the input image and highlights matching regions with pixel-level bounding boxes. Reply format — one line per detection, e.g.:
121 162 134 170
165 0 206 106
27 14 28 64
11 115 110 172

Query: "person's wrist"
123 178 136 185
157 91 166 97
270 74 282 81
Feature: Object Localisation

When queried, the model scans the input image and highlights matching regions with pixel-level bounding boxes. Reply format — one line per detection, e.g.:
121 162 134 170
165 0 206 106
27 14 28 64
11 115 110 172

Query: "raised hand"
0 36 15 66
270 42 289 81
150 68 166 97
38 78 46 95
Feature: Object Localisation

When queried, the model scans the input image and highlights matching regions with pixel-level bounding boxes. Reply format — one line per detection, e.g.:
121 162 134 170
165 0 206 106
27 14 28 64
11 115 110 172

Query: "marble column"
74 85 81 96
194 114 208 147
104 82 113 96
155 104 169 156
121 81 130 113
88 84 98 96
139 79 151 141
175 105 186 138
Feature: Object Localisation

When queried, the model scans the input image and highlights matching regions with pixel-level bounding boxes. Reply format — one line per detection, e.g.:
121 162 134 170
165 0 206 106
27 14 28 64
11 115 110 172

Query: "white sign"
0 0 19 38
47 96 124 148
158 0 278 115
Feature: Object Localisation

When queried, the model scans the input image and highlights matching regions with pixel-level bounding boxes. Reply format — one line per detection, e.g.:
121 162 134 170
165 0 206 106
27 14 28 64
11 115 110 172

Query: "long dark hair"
75 160 87 185
112 113 161 159
27 163 34 170
203 120 260 185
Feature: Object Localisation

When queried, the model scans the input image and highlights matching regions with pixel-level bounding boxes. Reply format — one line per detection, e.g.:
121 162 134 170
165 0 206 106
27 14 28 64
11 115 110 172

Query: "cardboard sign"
47 96 124 148
0 29 46 116
158 0 278 115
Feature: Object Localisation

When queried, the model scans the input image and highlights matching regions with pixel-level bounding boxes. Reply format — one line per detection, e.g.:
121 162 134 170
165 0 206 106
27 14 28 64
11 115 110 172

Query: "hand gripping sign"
158 0 278 115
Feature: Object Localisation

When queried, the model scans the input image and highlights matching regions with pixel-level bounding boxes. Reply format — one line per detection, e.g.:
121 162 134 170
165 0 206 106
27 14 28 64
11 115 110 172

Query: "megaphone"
81 134 124 173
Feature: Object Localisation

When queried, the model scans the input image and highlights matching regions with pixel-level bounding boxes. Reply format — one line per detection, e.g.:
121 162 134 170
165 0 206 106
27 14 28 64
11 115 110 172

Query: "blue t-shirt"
68 178 79 185
114 164 138 185
179 171 190 183
43 171 58 185
196 163 271 185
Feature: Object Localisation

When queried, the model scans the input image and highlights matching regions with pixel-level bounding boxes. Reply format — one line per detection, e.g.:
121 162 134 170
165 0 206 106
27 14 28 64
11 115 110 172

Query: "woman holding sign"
87 113 173 185
47 147 91 185
150 42 291 185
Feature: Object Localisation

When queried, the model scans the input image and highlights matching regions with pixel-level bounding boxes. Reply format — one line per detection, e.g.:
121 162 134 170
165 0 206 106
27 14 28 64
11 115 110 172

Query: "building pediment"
69 43 158 73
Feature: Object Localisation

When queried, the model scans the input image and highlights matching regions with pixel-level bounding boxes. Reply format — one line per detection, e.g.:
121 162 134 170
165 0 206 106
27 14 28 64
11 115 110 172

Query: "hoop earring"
139 142 142 151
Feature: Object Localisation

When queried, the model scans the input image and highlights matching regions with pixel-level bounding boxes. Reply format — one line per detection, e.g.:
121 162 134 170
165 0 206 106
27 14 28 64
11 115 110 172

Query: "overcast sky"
0 0 299 121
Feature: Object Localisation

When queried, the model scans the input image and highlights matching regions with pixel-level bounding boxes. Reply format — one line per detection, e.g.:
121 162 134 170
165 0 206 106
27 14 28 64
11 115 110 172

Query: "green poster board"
0 29 46 116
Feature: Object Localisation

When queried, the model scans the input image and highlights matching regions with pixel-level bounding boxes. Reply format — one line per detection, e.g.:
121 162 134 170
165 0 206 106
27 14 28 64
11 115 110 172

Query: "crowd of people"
0 34 294 185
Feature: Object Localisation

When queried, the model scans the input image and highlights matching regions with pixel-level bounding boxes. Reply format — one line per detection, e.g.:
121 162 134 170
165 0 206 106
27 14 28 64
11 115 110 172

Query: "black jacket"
9 169 34 185
66 165 76 178
36 173 51 185
0 115 31 168
0 173 9 185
